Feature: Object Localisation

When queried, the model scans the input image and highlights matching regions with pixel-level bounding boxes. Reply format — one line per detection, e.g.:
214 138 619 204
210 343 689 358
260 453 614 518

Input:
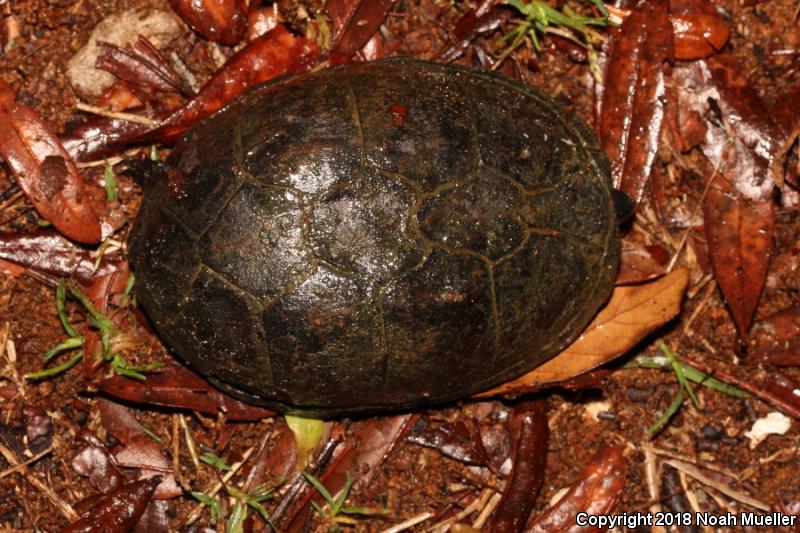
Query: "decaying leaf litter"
0 0 798 531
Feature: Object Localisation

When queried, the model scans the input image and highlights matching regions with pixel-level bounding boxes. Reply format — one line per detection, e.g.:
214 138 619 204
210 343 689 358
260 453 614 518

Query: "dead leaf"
491 400 548 533
671 13 730 60
97 364 275 421
750 305 800 366
0 92 102 244
617 239 669 285
62 477 161 533
130 24 317 144
479 268 689 397
327 0 397 61
0 231 119 284
169 0 247 45
96 37 192 97
704 177 774 335
525 446 626 532
599 0 674 205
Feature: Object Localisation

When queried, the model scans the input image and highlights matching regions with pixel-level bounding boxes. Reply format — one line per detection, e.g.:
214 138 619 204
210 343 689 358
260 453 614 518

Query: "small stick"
380 512 434 533
0 442 79 521
75 102 159 127
663 458 769 511
472 491 502 529
0 445 52 480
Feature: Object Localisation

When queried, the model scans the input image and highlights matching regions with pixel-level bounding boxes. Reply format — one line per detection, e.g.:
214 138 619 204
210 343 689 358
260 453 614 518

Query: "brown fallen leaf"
169 0 247 46
750 305 800 366
525 446 626 533
491 400 549 533
704 177 775 336
479 268 689 397
0 86 102 244
62 477 161 533
617 238 669 285
96 37 191 97
327 0 397 62
130 24 317 144
671 13 730 60
599 0 674 205
97 364 275 421
0 231 120 284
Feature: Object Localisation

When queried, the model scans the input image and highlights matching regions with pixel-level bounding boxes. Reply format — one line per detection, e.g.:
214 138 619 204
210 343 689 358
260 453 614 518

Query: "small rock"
67 8 183 99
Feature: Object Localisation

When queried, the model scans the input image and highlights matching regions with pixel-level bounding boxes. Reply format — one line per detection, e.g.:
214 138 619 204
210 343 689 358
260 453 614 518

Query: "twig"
663 458 770 511
0 445 52 480
472 491 502 529
426 488 491 533
178 413 200 470
0 442 79 521
75 102 159 127
184 445 256 526
380 512 434 533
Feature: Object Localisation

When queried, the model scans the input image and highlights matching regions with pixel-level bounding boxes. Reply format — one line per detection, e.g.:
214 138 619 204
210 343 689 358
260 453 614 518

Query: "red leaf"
599 0 674 205
96 37 191 96
0 90 102 244
61 115 152 163
132 25 317 144
671 13 730 60
704 177 774 335
438 7 509 63
72 429 124 494
62 477 160 533
491 400 549 533
328 0 397 61
97 364 275 421
617 238 669 285
525 446 626 532
408 417 492 468
169 0 247 46
0 231 120 284
751 305 800 366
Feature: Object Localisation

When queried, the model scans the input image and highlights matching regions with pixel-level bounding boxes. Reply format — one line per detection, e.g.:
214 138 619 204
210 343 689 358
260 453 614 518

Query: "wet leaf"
750 305 800 366
491 400 548 533
72 429 124 494
704 177 774 335
96 37 192 96
480 269 689 397
62 477 161 533
131 25 317 144
408 418 492 468
61 115 152 163
671 13 730 60
97 364 275 421
438 7 509 63
327 0 397 61
169 0 247 46
617 238 668 285
525 446 626 532
762 371 800 414
598 0 673 205
0 88 102 243
0 231 119 284
97 399 182 499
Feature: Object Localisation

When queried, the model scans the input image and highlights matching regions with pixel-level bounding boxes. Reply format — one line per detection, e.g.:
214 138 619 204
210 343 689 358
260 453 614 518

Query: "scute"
128 58 619 416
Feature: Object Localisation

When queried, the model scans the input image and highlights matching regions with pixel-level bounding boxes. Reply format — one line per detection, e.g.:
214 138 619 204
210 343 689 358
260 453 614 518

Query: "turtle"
128 57 623 417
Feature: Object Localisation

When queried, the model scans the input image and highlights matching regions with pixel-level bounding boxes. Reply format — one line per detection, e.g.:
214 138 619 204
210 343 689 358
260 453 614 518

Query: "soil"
0 0 799 532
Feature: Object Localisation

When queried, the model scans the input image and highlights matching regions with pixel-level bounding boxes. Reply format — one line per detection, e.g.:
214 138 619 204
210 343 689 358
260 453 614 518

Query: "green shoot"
191 491 224 521
26 279 84 380
119 274 136 307
26 351 83 380
630 343 751 435
303 472 387 532
27 278 159 381
103 163 117 202
150 144 159 160
200 451 232 471
286 415 325 470
501 0 611 78
226 484 275 530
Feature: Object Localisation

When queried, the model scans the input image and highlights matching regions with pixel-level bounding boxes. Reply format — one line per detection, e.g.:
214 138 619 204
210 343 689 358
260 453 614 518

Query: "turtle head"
612 189 635 225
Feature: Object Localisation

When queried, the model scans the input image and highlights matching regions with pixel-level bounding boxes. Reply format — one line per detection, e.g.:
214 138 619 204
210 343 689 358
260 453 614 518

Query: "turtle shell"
128 58 619 416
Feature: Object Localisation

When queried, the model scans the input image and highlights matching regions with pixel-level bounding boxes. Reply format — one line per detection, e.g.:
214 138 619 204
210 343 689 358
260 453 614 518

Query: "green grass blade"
26 351 83 380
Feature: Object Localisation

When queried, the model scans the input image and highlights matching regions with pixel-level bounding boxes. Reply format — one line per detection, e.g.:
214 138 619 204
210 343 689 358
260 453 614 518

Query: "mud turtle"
129 58 620 416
